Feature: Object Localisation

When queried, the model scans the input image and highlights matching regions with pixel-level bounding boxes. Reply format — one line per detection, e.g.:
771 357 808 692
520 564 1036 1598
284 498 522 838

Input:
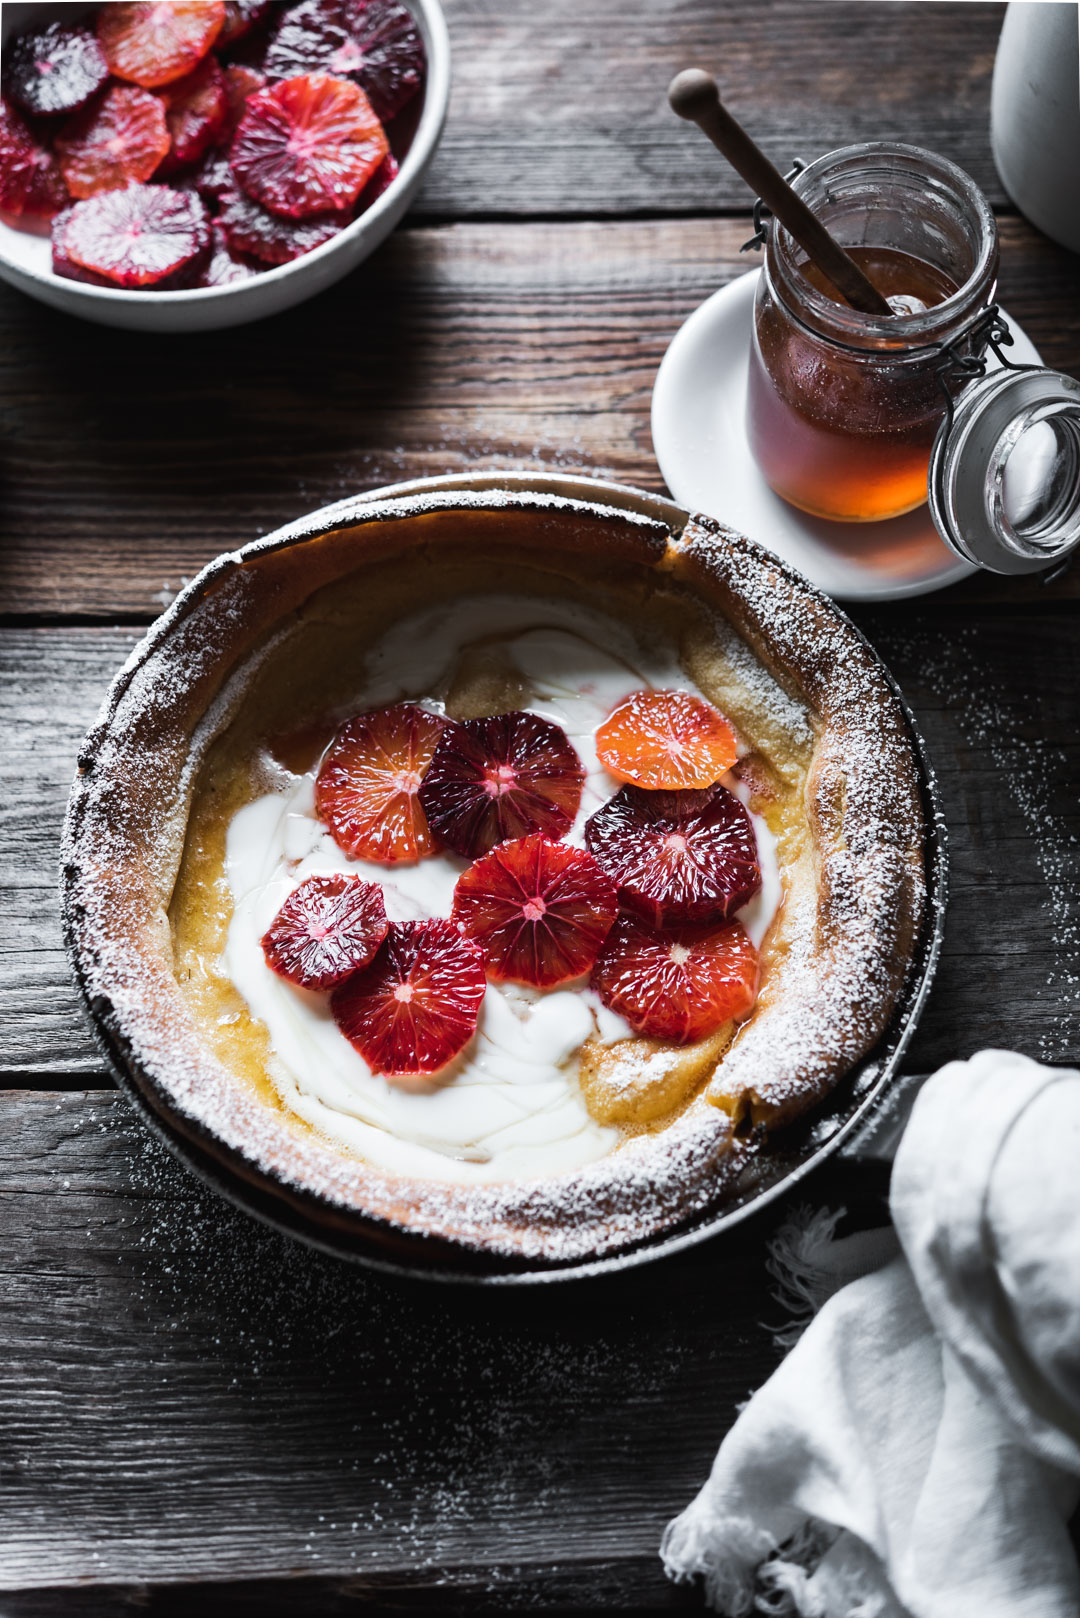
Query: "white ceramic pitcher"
991 0 1080 255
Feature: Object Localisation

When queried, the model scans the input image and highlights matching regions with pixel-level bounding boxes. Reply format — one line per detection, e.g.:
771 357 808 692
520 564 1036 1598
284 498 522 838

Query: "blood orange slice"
0 100 68 231
331 919 486 1075
595 688 738 791
265 0 425 123
590 914 759 1044
261 873 388 989
217 185 345 262
452 834 617 988
55 83 170 199
51 184 211 288
585 782 760 927
98 2 226 89
315 702 448 864
3 22 109 118
160 55 229 169
418 711 585 860
230 70 388 218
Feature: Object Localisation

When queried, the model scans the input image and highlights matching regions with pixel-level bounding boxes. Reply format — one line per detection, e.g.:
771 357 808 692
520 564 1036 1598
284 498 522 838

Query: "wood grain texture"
3 2 1079 1605
418 1 1007 218
0 1087 801 1602
3 613 1079 1083
2 217 1078 619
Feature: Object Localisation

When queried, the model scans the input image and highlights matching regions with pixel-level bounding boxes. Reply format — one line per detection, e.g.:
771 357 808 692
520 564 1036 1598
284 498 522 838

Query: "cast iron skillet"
64 474 946 1285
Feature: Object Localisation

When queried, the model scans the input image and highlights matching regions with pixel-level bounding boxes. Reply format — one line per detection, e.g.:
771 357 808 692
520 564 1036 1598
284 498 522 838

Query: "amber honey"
749 248 960 522
743 144 999 526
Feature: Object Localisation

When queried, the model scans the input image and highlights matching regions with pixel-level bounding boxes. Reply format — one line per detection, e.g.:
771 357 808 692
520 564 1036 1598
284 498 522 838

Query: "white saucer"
651 269 1044 601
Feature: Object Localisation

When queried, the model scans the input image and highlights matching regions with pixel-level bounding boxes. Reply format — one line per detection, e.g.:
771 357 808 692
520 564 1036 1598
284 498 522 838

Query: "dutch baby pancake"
63 482 927 1268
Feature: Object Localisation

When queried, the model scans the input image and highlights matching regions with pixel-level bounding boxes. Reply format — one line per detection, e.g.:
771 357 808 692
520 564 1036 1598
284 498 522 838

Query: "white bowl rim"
0 0 451 308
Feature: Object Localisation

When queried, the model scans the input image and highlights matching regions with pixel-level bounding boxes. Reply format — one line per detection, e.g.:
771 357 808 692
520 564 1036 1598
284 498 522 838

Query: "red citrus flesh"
585 782 761 927
192 146 234 203
98 2 226 89
161 55 229 168
230 71 388 219
264 2 357 82
418 711 585 860
337 0 426 122
265 0 425 124
596 688 738 791
357 149 397 210
315 702 448 864
331 919 487 1076
2 23 110 118
452 834 618 988
590 914 759 1045
261 873 388 989
51 184 211 287
0 100 68 230
223 62 267 133
217 184 345 261
220 0 275 47
197 219 258 283
55 83 171 199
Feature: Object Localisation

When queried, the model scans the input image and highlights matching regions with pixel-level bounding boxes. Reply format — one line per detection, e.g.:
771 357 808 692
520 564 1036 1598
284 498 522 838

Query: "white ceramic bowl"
0 0 450 330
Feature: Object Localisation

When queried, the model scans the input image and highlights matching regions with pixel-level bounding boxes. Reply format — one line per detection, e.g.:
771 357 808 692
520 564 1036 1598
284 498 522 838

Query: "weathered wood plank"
2 612 1079 1081
0 1088 793 1598
1 216 1077 619
0 1563 706 1615
420 1 1008 218
0 630 138 1076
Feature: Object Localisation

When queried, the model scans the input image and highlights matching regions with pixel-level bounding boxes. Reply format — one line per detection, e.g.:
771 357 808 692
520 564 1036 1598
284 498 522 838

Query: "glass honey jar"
746 143 1000 524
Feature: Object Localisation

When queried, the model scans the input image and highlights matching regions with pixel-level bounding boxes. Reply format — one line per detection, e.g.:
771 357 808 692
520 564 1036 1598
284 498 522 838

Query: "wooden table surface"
4 3 1080 1612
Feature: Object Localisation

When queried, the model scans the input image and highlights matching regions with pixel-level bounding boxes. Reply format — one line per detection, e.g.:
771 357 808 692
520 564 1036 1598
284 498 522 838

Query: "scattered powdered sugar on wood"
872 616 1080 1065
90 1093 728 1576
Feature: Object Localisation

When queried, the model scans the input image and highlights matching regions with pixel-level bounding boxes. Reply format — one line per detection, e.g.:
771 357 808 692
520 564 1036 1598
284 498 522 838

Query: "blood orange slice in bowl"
596 687 738 791
585 782 761 927
230 71 388 219
97 1 226 89
590 913 760 1045
418 711 585 859
315 701 447 864
331 918 486 1076
452 834 617 988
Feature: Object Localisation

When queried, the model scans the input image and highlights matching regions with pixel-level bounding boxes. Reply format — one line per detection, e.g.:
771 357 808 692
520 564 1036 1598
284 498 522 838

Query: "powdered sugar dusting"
675 519 927 1125
62 488 928 1267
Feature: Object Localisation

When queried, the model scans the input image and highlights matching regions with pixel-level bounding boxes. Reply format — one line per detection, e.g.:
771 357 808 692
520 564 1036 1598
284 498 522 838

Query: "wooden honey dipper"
668 69 893 318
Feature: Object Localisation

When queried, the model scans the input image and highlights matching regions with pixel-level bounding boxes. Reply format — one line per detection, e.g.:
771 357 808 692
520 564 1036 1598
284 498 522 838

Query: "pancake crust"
62 489 926 1267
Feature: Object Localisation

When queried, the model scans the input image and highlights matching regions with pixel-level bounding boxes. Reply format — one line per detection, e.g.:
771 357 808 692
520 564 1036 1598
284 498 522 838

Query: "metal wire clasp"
741 161 805 252
934 305 1016 434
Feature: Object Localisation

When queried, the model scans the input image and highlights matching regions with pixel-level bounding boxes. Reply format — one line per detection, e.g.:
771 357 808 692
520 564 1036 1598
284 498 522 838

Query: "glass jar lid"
929 361 1080 574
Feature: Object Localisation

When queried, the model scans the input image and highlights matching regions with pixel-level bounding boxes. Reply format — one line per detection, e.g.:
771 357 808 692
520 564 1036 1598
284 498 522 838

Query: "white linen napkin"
662 1050 1080 1617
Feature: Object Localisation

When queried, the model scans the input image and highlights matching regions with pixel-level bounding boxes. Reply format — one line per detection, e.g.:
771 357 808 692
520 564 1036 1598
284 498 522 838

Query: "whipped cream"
222 595 781 1183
